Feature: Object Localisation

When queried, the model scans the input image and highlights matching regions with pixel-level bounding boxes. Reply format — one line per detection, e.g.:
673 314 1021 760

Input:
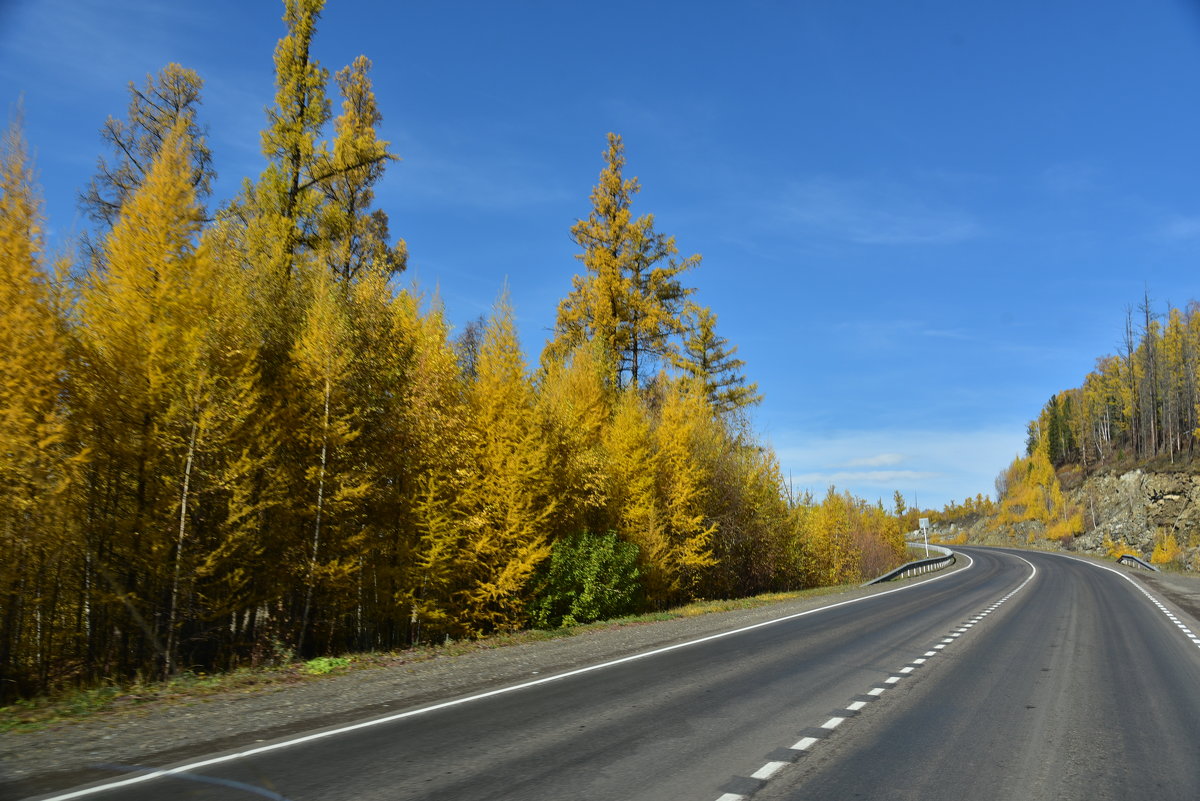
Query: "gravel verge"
0 568 965 799
1053 548 1200 622
1131 566 1200 622
4 551 1194 800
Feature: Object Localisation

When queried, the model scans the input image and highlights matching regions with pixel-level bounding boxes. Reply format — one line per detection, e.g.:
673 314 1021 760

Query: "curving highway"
757 547 1200 801
27 548 1200 801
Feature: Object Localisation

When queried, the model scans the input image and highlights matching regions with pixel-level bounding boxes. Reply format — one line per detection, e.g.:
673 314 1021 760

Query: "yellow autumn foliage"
0 1 921 699
1151 532 1183 565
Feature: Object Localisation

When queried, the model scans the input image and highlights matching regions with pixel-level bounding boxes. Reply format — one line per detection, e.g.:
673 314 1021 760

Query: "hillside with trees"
936 295 1200 568
0 0 910 703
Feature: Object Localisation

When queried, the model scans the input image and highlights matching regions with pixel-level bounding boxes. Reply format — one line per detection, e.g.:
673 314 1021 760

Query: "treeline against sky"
1031 296 1200 469
0 0 906 701
988 295 1200 551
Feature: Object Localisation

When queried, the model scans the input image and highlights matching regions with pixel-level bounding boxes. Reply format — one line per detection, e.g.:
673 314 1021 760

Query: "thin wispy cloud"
841 453 904 468
791 470 941 487
1 0 210 92
773 426 1025 506
1040 162 1103 195
383 137 571 212
834 319 976 353
920 327 972 340
1154 215 1200 242
774 177 982 245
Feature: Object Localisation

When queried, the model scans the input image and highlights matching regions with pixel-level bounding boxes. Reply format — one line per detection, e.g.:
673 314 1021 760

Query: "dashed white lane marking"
751 762 789 780
710 552 1039 801
45 548 982 801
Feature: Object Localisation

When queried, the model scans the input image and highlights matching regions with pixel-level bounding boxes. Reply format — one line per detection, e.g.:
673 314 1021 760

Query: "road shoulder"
0 562 969 798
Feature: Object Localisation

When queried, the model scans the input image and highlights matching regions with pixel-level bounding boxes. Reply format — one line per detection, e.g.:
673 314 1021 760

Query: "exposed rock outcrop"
1071 470 1200 566
932 469 1199 570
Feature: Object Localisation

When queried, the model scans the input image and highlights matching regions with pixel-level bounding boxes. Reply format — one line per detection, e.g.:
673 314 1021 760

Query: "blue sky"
3 0 1200 508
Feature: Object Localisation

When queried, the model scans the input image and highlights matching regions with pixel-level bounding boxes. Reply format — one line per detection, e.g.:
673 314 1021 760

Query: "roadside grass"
0 582 860 734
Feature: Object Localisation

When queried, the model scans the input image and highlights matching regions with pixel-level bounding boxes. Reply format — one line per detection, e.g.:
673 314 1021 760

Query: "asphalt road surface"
28 547 1200 801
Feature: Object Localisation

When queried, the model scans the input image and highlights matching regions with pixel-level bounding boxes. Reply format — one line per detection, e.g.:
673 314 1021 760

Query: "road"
756 547 1200 801
28 548 1200 801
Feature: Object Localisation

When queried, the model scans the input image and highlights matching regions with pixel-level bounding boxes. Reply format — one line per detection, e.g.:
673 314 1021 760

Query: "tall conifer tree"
81 63 214 231
316 55 405 282
546 133 698 388
0 116 76 699
290 267 371 652
453 292 554 634
76 122 220 678
673 306 762 414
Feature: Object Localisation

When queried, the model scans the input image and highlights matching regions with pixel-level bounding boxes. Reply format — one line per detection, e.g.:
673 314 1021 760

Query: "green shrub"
304 656 350 675
530 530 642 628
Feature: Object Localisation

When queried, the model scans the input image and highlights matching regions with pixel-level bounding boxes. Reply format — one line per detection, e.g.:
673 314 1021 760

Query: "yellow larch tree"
331 269 420 650
289 266 371 652
75 122 232 678
672 306 762 415
395 294 471 643
1159 307 1189 457
995 425 1082 543
314 55 405 283
604 389 666 601
451 291 555 635
212 0 343 654
152 208 264 677
0 116 78 699
80 63 215 232
808 488 863 586
170 212 264 667
545 133 698 388
535 339 614 539
652 379 719 601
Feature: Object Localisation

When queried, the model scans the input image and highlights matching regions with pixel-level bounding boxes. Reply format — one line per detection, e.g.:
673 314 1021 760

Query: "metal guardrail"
1116 553 1159 572
863 544 956 586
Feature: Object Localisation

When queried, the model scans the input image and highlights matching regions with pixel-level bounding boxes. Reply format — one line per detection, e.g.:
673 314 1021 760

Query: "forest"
1028 296 1200 470
0 0 910 702
938 294 1200 557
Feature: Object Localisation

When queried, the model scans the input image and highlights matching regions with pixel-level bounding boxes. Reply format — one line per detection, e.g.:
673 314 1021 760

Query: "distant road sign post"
919 517 930 556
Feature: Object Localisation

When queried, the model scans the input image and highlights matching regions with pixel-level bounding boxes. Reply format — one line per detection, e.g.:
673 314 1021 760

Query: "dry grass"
0 583 859 733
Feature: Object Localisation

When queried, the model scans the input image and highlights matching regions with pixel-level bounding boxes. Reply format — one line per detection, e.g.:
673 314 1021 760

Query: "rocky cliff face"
1068 469 1200 568
933 469 1200 571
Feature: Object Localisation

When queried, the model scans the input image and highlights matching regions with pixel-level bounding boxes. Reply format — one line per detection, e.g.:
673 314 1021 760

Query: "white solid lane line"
42 553 979 801
1055 552 1200 653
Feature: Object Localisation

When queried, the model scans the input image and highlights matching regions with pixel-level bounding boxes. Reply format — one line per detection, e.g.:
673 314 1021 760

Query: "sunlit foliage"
0 1 911 701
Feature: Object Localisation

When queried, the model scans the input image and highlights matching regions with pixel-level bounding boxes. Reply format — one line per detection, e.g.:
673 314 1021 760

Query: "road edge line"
35 554 977 801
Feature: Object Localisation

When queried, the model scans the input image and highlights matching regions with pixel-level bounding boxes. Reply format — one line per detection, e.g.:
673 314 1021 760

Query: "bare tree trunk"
164 413 198 678
299 377 331 655
1141 293 1159 457
1123 307 1139 456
